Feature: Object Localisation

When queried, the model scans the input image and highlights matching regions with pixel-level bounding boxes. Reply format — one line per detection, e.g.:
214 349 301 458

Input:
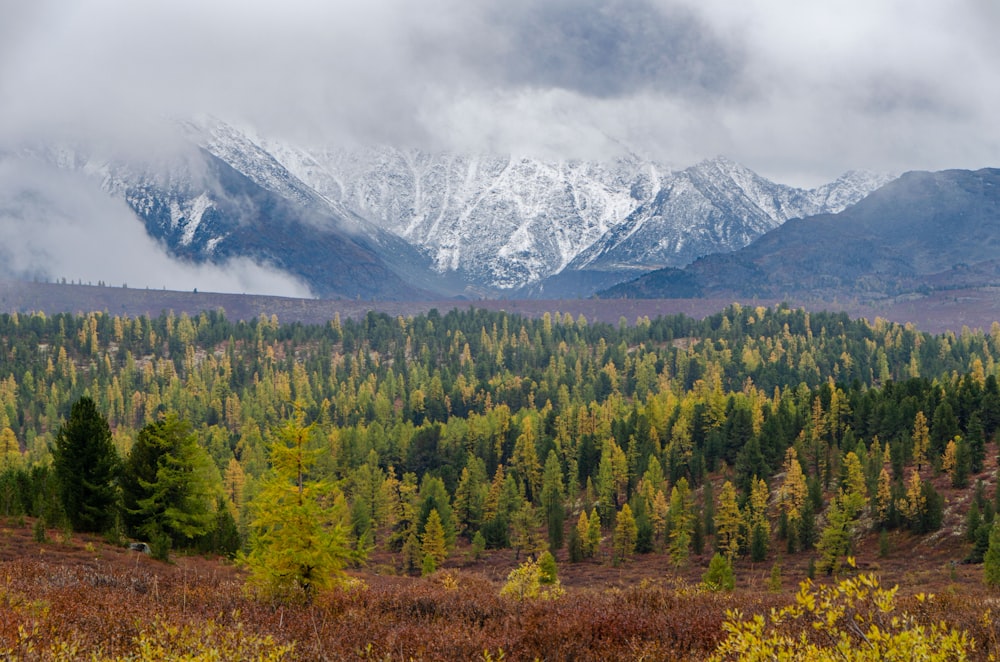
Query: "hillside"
5 279 1000 336
601 167 1000 302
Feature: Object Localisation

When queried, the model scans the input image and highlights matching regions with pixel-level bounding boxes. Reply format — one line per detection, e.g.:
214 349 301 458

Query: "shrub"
702 553 735 592
711 572 970 661
500 558 564 601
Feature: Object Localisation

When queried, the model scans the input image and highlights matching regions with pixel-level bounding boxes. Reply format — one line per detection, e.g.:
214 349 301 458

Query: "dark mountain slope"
601 168 1000 300
123 149 438 300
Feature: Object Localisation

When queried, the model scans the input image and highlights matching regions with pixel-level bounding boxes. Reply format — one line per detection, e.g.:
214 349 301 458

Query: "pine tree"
953 438 971 489
984 521 1000 587
453 463 485 540
245 413 355 601
53 396 121 533
471 530 486 560
417 475 456 546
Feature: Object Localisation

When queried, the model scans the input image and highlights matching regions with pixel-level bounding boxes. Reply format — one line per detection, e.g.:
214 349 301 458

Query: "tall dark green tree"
540 450 566 550
122 413 221 546
53 396 121 533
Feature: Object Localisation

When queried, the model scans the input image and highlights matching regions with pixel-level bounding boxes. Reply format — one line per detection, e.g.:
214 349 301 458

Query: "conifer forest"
2 303 1000 659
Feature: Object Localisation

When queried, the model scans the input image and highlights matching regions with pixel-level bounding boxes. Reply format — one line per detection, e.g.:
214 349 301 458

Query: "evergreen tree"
703 552 735 591
453 463 486 540
667 477 693 567
53 396 121 533
985 521 1000 587
540 450 566 550
123 414 221 546
417 475 456 546
967 413 986 474
798 498 818 551
953 438 971 488
816 497 852 576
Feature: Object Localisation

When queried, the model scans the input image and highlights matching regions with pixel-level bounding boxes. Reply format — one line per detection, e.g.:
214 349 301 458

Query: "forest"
1 302 1000 658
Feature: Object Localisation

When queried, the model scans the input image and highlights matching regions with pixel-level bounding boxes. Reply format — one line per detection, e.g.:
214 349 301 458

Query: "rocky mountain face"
258 131 892 295
600 168 1000 301
9 120 895 299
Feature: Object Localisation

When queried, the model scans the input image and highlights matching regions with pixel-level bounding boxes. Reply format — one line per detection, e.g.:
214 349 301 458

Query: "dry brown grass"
1 517 999 660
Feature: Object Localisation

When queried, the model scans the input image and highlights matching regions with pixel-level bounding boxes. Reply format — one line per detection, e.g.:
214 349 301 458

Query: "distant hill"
5 279 1000 336
600 168 1000 301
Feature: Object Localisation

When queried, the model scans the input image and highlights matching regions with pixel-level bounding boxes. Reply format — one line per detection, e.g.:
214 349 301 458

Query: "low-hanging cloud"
0 159 313 298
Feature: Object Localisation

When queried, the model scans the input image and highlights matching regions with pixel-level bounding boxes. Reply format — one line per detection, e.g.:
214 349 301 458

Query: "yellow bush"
499 558 564 601
711 570 970 661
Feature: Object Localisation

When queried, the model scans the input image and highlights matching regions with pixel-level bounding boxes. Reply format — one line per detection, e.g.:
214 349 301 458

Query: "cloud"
0 158 313 298
1 0 998 186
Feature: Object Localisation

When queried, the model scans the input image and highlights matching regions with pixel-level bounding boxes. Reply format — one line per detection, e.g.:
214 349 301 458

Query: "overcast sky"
0 0 998 294
2 0 998 186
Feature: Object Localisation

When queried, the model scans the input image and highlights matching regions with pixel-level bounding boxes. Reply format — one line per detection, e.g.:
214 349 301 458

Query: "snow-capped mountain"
270 145 662 290
252 134 892 294
565 157 896 275
9 119 896 299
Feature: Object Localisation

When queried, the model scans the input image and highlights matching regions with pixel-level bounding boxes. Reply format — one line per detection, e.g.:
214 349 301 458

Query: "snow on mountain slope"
12 120 896 297
258 138 892 291
567 157 895 275
263 143 665 289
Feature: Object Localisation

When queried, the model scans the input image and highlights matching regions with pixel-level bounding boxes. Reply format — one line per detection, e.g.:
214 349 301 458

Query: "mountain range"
601 167 1000 301
3 119 895 299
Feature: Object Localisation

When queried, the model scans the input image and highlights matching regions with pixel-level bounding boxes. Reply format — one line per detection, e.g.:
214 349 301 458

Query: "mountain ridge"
4 120 894 299
599 167 1000 301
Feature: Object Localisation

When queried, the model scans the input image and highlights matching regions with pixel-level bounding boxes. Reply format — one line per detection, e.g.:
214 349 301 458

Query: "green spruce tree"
53 396 121 533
